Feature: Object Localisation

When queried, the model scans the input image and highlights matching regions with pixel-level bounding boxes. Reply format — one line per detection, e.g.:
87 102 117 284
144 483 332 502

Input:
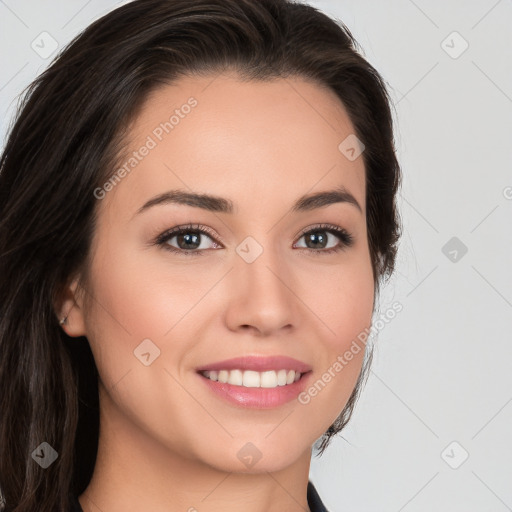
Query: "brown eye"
294 224 354 255
156 224 221 256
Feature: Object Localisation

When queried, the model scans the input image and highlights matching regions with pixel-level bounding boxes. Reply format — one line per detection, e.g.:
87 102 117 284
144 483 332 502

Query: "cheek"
297 279 373 431
80 236 173 381
313 255 375 352
85 236 192 339
326 283 374 352
301 253 374 415
82 235 218 381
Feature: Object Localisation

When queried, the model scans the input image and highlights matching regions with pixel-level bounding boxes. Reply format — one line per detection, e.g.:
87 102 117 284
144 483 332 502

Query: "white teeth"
242 370 260 387
229 369 243 386
202 369 302 388
261 371 277 388
277 369 287 386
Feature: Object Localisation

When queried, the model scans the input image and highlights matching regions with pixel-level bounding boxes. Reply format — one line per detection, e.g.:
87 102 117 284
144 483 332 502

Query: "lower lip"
197 371 312 409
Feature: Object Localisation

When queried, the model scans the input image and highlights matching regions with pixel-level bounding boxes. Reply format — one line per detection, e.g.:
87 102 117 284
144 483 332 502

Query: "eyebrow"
134 185 362 217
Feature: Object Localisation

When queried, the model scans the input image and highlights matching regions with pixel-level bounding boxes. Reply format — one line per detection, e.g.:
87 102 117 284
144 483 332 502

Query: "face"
63 72 374 474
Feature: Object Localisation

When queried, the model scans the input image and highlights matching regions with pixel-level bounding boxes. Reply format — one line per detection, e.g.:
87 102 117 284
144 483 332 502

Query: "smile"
200 369 302 388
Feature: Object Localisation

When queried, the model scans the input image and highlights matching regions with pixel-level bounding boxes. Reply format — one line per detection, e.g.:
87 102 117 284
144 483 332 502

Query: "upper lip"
196 355 312 373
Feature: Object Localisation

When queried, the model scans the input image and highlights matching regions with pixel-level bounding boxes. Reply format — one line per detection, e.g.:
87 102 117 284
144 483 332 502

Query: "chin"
193 434 312 474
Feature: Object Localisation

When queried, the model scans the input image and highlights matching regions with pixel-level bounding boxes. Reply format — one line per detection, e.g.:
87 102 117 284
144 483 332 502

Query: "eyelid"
154 222 354 255
295 222 344 239
154 223 224 247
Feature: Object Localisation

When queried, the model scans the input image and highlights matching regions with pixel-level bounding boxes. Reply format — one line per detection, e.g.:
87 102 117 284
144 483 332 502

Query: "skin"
58 72 375 512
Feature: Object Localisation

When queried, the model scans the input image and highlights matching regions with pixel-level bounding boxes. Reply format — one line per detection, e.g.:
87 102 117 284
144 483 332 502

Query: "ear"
54 274 87 337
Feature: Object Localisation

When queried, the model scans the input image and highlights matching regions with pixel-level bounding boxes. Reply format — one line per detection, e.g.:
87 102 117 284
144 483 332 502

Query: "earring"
59 317 68 325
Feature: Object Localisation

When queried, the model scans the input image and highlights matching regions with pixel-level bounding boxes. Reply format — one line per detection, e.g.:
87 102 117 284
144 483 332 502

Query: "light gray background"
1 1 511 511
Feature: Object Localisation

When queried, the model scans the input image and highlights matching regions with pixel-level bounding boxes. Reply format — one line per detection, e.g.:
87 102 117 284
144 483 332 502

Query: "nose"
223 242 300 337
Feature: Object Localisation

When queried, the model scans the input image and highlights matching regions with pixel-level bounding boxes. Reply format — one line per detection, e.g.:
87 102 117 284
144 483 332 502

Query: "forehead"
98 72 366 221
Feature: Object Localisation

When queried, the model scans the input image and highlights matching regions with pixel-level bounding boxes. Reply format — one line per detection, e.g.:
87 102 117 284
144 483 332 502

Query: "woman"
0 0 402 511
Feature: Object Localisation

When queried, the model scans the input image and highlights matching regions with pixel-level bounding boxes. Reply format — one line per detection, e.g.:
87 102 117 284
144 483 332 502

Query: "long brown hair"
0 1 402 510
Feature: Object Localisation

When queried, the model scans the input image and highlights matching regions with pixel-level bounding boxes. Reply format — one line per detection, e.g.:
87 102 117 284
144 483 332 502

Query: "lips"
197 368 313 409
195 355 313 408
195 355 312 373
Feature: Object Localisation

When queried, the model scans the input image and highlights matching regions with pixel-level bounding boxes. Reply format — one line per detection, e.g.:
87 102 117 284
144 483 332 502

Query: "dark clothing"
307 480 330 511
69 480 330 511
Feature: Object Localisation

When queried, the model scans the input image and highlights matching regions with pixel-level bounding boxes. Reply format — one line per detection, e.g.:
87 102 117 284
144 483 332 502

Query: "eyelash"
154 223 354 257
